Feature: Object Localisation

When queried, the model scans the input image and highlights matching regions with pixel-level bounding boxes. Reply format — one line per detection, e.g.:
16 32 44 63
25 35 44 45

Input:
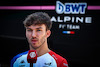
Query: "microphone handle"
30 63 33 67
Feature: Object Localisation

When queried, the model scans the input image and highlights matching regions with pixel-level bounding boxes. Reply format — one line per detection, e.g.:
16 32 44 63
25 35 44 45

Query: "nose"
32 31 36 38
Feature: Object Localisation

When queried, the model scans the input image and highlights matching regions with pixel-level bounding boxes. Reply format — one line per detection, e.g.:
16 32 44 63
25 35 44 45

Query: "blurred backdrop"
0 0 100 67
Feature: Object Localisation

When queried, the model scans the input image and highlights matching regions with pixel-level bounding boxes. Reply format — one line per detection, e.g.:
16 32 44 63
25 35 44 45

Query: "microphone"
27 50 37 67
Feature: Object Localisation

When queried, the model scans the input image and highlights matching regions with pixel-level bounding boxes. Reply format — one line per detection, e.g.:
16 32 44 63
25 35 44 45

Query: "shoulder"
48 50 68 67
10 51 28 67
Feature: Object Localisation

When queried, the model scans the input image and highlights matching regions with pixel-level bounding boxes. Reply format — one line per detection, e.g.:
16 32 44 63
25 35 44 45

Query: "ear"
46 30 51 38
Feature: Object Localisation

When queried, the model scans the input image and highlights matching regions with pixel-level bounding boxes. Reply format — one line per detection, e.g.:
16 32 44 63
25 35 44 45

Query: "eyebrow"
36 27 43 29
26 27 43 29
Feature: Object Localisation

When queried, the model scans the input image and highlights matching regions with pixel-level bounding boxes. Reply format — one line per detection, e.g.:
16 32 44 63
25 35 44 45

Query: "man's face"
26 24 51 49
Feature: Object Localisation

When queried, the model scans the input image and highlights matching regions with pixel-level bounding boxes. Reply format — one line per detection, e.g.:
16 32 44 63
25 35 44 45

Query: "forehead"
26 24 46 29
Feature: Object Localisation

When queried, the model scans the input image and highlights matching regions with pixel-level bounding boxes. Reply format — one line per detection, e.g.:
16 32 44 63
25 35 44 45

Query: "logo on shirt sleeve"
63 63 68 67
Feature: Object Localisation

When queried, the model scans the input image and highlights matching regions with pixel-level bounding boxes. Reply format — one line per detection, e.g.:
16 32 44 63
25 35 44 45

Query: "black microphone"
27 50 37 67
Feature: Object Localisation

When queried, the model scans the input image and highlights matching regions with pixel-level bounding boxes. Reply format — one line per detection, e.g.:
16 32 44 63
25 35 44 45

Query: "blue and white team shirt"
11 50 68 67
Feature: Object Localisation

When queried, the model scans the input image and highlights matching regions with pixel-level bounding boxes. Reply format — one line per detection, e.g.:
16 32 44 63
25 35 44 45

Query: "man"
11 12 68 67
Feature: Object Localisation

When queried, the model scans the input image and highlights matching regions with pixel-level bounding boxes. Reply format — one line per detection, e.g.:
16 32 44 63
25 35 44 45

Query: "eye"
37 29 41 31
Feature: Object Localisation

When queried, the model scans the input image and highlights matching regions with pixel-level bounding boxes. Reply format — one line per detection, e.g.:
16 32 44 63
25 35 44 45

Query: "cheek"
26 32 31 39
37 31 44 36
37 33 45 41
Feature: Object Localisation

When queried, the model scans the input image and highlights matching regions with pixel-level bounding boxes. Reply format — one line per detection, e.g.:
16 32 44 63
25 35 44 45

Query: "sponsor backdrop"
0 0 100 67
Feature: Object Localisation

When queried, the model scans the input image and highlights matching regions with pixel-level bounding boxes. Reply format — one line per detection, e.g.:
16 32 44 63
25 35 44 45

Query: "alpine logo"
43 62 52 67
20 60 25 63
44 62 52 66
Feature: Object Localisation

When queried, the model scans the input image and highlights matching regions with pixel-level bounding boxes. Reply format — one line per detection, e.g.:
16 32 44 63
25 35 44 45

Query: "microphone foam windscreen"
27 50 37 63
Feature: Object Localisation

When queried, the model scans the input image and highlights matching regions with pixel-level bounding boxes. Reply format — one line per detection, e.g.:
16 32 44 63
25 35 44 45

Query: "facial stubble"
29 35 46 50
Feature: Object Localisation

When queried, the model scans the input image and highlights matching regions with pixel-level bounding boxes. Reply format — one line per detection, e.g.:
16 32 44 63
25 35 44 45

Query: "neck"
36 45 50 57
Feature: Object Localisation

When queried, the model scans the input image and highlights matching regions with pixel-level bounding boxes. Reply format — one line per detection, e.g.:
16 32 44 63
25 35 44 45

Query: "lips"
31 39 38 43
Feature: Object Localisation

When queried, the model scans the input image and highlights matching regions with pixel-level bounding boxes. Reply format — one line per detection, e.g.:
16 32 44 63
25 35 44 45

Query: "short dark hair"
23 12 52 30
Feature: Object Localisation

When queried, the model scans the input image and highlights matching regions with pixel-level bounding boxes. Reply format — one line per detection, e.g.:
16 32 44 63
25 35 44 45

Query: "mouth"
31 39 38 44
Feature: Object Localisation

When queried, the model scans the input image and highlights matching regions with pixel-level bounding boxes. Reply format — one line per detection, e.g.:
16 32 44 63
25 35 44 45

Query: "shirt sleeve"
10 55 19 67
60 59 68 67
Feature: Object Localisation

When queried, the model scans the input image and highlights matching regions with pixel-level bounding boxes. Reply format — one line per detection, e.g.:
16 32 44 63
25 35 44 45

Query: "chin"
32 45 40 49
